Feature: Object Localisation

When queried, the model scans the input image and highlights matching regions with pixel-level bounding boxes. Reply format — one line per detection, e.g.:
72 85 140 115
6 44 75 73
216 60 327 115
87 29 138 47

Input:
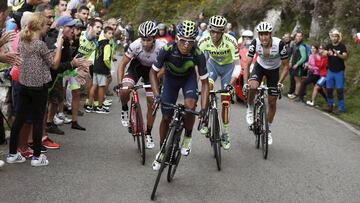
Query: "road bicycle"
115 84 151 165
150 102 199 200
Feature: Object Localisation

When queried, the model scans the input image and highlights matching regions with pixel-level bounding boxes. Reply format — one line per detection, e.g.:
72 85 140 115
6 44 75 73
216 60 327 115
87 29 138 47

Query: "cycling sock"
146 125 152 135
223 123 229 134
122 105 129 111
85 98 89 105
184 129 192 138
268 123 272 131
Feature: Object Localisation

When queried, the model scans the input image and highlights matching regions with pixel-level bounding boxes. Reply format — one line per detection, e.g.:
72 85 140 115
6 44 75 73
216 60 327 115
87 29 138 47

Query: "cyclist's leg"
139 66 156 135
182 72 198 155
246 63 262 125
207 59 219 90
120 60 141 107
159 72 181 147
218 63 234 132
265 68 280 124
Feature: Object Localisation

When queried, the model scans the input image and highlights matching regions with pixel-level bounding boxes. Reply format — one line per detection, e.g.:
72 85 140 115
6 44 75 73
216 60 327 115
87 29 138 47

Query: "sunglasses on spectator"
177 37 196 45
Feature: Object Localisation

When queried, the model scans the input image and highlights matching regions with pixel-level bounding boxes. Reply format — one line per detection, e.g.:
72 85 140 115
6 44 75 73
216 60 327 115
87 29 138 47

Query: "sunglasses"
141 37 153 42
178 37 195 45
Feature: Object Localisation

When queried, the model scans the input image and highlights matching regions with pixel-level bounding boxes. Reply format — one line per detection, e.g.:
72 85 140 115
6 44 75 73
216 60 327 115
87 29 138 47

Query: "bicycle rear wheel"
167 128 182 182
260 102 269 159
211 109 221 171
135 104 146 165
151 125 176 200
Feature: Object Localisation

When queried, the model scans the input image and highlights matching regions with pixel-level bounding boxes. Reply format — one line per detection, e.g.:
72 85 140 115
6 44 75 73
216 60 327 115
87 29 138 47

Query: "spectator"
55 0 68 19
156 23 173 44
7 13 63 167
306 44 328 106
76 5 89 26
195 11 205 28
296 44 321 102
225 22 236 37
87 26 114 113
196 22 207 41
288 31 307 99
67 0 87 11
325 29 348 113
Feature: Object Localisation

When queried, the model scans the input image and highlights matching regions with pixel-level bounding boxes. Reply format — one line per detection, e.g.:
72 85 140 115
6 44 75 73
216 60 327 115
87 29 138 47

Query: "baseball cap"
56 16 76 27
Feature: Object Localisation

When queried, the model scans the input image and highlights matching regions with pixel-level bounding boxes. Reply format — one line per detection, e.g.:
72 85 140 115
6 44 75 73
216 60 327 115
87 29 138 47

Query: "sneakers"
268 130 273 145
31 154 49 167
53 114 64 125
6 152 26 164
246 107 254 125
19 148 33 159
0 160 4 168
181 136 192 156
46 123 65 135
306 100 314 106
221 133 231 150
152 151 164 171
85 105 94 113
94 106 110 114
287 94 297 99
121 111 129 127
103 99 112 106
146 134 155 149
71 121 86 131
56 113 72 124
42 136 60 149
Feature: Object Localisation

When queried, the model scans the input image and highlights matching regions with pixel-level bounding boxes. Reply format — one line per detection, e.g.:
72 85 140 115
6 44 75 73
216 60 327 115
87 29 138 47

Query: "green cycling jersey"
198 33 239 66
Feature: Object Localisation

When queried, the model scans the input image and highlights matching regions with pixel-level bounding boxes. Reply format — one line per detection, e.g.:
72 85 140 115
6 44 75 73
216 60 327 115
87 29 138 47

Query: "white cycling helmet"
138 21 158 37
242 30 254 38
209 15 227 32
256 22 273 33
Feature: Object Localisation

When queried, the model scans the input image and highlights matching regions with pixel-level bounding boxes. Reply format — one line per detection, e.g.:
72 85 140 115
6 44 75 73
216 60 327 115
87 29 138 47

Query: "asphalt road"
1 87 360 202
1 55 360 202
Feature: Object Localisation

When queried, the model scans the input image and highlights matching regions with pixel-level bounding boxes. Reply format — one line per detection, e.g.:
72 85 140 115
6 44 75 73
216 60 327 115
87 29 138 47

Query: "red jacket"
315 56 328 77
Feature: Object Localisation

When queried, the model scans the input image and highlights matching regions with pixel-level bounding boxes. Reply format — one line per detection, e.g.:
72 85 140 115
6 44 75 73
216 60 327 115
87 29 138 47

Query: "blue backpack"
302 43 311 62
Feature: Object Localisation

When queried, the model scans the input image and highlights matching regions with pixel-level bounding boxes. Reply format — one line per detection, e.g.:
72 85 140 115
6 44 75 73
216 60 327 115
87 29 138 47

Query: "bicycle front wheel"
254 103 260 149
167 128 182 182
151 125 176 200
260 102 269 159
210 109 221 171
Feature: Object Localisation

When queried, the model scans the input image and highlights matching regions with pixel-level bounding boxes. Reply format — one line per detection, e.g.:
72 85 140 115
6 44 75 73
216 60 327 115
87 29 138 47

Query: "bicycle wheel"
211 109 221 171
151 125 176 200
260 102 269 159
167 128 182 182
135 104 146 165
254 104 260 149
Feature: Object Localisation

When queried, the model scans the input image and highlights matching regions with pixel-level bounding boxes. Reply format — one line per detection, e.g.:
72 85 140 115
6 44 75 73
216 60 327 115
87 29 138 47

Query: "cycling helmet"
157 23 166 30
209 15 227 32
176 20 198 39
242 30 254 38
256 22 273 33
138 21 158 37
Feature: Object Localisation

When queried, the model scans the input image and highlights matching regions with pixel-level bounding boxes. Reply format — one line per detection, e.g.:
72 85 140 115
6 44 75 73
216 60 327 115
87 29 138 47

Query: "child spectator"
87 26 114 113
296 44 321 102
306 44 328 106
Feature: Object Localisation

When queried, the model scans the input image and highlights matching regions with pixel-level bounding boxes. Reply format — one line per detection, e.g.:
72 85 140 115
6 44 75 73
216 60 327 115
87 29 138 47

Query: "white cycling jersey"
247 37 288 70
125 38 166 67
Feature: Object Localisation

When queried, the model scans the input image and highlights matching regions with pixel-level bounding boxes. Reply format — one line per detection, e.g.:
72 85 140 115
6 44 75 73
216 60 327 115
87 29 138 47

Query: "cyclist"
116 21 166 149
243 22 290 145
197 15 240 150
150 20 209 170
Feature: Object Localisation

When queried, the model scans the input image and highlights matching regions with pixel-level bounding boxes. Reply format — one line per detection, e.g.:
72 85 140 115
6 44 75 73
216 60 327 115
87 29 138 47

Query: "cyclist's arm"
196 50 210 110
243 39 257 84
150 47 168 97
117 55 131 84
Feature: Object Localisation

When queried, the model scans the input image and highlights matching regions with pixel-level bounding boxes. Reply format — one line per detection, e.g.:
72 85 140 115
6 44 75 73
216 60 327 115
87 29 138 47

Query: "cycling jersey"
77 31 97 59
125 38 166 67
152 42 208 79
198 33 239 65
247 37 288 70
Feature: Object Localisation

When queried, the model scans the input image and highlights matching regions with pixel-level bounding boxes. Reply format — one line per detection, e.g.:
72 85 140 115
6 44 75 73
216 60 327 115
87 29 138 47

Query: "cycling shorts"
249 62 280 96
207 58 234 90
122 59 153 97
161 71 198 116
